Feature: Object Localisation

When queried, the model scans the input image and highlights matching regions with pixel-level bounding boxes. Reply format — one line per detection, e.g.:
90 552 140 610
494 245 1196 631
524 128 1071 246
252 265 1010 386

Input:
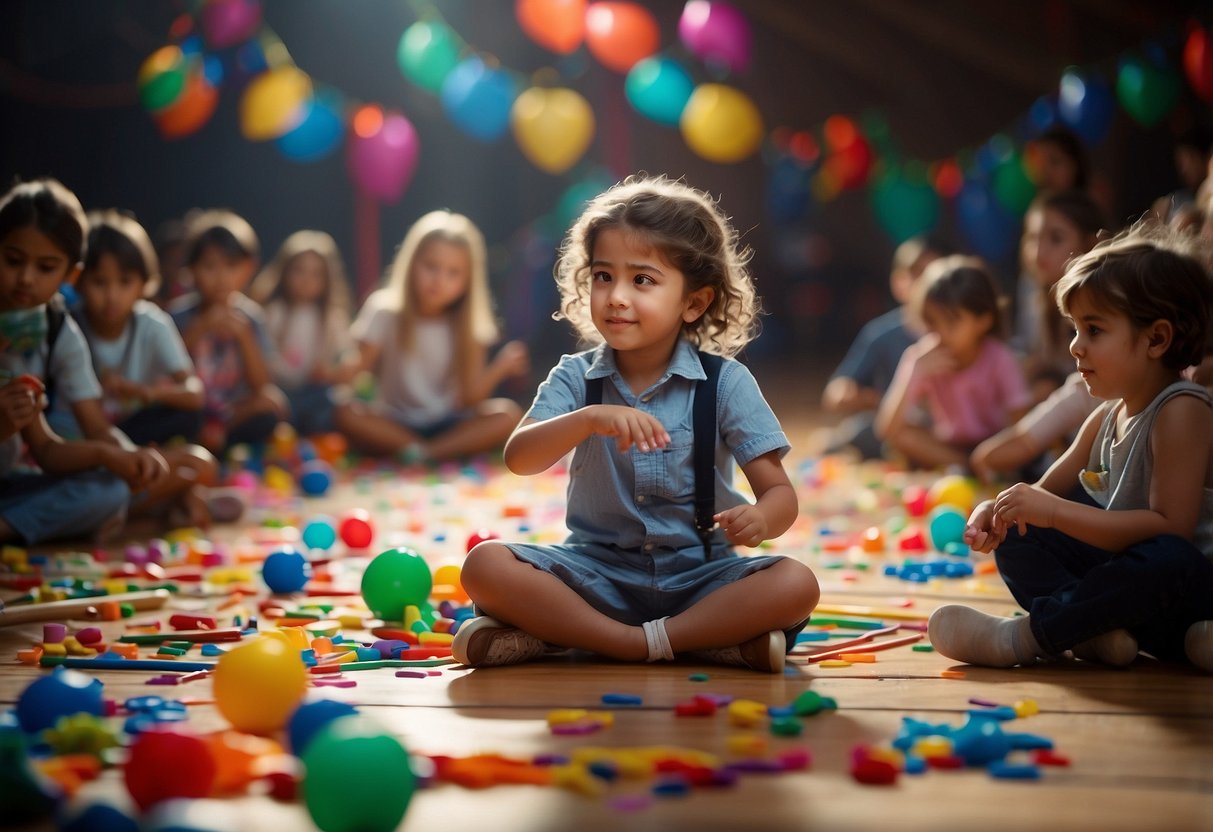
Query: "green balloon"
991 150 1036 216
1117 57 1180 128
139 67 186 112
397 20 461 93
360 547 433 621
870 170 940 244
303 716 413 832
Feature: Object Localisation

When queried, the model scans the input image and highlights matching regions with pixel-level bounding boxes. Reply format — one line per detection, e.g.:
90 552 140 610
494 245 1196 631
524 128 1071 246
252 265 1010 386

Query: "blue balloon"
625 57 694 126
277 88 344 162
1058 71 1114 145
766 155 814 225
440 57 516 142
956 179 1020 262
1027 95 1059 134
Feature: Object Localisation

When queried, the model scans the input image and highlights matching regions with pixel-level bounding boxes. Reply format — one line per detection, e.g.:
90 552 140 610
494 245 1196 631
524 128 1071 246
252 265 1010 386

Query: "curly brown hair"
553 174 759 356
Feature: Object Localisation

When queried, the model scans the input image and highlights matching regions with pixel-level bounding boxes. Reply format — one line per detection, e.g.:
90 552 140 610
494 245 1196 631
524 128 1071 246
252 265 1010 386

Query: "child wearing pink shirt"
877 256 1031 470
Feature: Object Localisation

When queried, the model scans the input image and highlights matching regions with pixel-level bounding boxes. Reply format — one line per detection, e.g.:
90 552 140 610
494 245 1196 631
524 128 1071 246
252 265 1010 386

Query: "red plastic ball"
465 528 500 553
338 509 375 549
124 728 216 810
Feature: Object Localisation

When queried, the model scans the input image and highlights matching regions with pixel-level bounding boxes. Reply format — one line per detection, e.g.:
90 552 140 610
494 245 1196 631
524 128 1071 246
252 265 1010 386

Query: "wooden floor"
3 384 1212 831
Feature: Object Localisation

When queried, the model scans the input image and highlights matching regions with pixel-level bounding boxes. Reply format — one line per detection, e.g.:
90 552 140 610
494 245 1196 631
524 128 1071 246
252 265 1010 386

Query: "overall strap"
693 352 723 554
43 295 68 411
585 375 605 406
583 352 723 557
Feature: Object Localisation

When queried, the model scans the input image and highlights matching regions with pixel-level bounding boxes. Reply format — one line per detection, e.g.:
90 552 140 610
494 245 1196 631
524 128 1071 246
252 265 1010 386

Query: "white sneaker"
1185 620 1213 673
690 630 786 674
451 616 548 667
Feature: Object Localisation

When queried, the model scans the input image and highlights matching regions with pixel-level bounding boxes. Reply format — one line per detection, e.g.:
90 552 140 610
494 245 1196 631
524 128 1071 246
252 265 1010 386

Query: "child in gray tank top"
929 223 1213 673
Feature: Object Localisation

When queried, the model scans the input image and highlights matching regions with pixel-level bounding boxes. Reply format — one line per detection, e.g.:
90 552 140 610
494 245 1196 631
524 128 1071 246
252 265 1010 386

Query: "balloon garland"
136 1 1213 250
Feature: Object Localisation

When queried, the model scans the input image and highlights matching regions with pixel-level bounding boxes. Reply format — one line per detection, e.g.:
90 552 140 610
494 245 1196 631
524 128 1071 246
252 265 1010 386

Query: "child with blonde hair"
250 230 354 437
334 210 528 462
451 175 819 673
931 224 1213 672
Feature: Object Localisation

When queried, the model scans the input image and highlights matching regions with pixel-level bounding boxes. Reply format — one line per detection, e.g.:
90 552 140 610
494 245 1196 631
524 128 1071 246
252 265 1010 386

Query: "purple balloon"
201 0 262 51
678 1 751 74
346 110 420 203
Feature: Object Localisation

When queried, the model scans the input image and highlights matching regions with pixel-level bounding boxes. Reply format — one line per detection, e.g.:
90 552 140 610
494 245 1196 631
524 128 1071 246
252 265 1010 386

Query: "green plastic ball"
302 715 414 832
360 547 433 622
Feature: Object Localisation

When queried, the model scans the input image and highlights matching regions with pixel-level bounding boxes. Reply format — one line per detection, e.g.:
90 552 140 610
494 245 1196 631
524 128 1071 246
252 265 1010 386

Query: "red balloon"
1183 23 1213 103
516 0 586 54
585 2 660 73
124 728 216 811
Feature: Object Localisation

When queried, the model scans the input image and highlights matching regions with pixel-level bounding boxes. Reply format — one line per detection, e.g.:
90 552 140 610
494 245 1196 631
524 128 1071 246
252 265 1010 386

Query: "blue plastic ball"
302 516 338 551
287 698 360 757
262 548 311 594
299 460 334 497
15 667 104 734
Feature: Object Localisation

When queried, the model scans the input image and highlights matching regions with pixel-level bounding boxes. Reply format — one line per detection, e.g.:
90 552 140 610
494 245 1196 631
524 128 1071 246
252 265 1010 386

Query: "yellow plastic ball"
213 635 307 735
926 474 977 515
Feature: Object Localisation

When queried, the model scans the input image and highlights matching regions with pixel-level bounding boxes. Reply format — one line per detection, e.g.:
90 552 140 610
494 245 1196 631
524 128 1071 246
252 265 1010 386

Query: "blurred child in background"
70 210 235 526
169 209 285 455
876 256 1031 471
334 210 529 463
932 224 1213 673
250 230 355 438
0 179 166 544
820 235 945 459
1016 190 1105 398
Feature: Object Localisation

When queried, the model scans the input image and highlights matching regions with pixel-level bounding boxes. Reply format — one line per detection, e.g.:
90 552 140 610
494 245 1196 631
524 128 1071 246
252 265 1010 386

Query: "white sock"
642 617 674 662
927 605 1041 668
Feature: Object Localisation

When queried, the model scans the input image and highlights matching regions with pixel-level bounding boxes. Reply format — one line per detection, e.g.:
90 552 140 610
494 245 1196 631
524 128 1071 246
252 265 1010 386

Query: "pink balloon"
201 0 262 50
346 109 420 203
677 1 751 74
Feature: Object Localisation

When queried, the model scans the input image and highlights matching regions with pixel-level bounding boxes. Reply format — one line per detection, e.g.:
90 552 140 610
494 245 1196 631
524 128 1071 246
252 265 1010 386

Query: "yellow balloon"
511 86 595 174
212 635 307 735
680 83 763 164
239 66 312 141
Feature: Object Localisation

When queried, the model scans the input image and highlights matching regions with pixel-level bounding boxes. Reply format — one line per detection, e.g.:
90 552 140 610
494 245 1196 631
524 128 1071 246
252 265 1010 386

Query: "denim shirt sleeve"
718 359 790 465
523 351 591 422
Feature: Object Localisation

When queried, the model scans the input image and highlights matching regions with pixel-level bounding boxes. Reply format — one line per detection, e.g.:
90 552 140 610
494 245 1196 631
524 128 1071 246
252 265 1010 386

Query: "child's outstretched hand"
963 498 1006 553
586 405 670 453
992 482 1059 537
714 504 769 548
105 446 169 489
493 340 530 378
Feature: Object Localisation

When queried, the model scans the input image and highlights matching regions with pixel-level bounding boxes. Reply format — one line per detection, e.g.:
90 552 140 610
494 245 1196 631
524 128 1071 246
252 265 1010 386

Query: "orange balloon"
155 72 219 139
516 0 586 54
585 1 659 73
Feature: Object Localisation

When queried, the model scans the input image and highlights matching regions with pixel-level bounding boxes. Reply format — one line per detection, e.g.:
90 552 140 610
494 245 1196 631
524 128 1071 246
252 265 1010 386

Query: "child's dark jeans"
995 526 1213 662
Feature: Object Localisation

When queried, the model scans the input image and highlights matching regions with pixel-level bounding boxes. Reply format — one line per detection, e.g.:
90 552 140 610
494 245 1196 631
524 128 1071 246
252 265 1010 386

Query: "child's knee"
461 542 513 594
771 559 820 612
